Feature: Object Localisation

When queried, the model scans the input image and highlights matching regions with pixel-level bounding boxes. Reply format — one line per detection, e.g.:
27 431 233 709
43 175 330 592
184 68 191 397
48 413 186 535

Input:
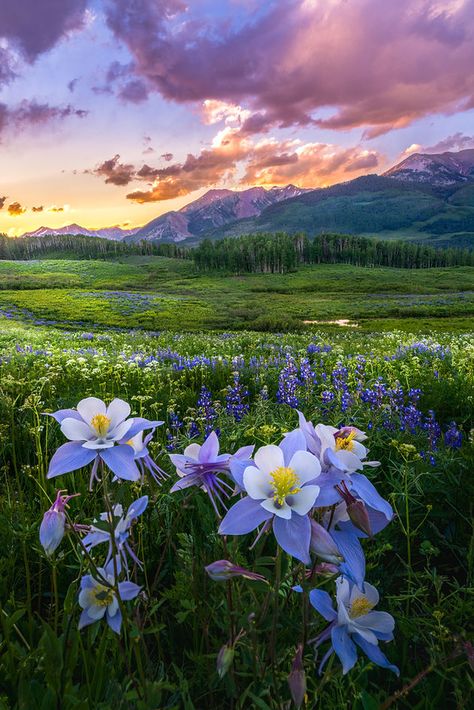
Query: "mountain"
127 185 309 243
201 172 474 249
383 149 474 186
21 223 139 240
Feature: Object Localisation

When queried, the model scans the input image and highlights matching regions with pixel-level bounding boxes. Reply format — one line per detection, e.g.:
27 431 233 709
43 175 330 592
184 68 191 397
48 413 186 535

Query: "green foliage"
0 320 473 708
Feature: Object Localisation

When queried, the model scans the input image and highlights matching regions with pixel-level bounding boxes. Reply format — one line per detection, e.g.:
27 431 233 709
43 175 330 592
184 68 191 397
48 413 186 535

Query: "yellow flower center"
91 414 111 437
335 431 356 452
350 596 374 618
270 466 301 506
93 584 115 607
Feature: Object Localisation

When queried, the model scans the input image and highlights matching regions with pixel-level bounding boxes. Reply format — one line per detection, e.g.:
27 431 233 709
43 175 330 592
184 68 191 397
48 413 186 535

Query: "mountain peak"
384 148 474 186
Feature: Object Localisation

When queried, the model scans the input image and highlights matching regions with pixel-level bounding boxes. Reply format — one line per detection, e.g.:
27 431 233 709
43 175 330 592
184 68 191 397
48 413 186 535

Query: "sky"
1 0 474 236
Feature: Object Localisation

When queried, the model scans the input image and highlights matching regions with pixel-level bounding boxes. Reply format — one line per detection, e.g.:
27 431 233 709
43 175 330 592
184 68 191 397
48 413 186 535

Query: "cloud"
0 100 88 137
104 0 474 136
32 205 44 212
89 154 136 186
422 132 474 153
8 202 26 216
0 196 6 209
118 79 149 103
1 0 87 62
68 78 79 93
48 206 64 212
400 132 474 159
116 125 383 202
161 152 173 162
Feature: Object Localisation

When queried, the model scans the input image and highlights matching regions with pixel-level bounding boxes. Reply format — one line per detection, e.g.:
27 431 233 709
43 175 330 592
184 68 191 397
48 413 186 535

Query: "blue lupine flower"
39 489 78 556
78 561 141 634
82 496 148 571
219 430 321 563
444 421 463 449
169 432 250 515
46 397 161 487
307 576 399 676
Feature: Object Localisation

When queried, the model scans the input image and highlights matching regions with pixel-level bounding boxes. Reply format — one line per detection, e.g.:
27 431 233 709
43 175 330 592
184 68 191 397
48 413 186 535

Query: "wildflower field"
0 258 473 709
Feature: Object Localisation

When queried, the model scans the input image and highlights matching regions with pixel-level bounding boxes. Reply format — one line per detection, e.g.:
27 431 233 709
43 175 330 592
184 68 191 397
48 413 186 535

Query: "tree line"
0 230 472 272
0 234 188 260
192 232 474 273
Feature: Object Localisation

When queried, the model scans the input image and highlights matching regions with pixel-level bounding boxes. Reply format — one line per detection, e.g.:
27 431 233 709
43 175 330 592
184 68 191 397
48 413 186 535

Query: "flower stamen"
270 466 301 506
91 414 111 437
350 596 374 618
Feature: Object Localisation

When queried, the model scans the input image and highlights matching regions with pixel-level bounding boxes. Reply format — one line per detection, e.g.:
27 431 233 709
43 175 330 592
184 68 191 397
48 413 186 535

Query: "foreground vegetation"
0 319 473 708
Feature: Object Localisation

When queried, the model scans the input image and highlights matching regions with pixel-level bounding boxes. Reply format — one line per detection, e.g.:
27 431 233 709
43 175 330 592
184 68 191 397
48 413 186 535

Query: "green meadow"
0 257 473 332
0 255 473 709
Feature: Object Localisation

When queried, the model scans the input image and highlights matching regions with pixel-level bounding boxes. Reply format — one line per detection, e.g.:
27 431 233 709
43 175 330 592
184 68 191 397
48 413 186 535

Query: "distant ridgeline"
0 233 187 260
192 233 474 273
0 230 472 273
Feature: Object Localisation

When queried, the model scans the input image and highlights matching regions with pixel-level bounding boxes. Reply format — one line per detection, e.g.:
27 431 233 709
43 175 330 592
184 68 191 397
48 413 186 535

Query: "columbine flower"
297 413 392 525
310 518 366 589
122 430 168 484
78 561 141 634
219 430 320 563
82 496 148 571
39 490 78 556
169 431 251 515
307 576 398 676
205 560 267 583
46 397 161 487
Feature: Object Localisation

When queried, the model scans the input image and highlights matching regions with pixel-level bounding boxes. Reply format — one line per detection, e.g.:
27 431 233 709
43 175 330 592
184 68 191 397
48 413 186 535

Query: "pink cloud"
104 0 474 136
89 154 136 186
0 100 87 137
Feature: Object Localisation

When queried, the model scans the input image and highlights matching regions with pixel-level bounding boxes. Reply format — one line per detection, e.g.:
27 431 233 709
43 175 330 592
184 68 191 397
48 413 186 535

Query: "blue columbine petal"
353 633 399 676
123 418 164 440
273 514 311 564
99 445 140 481
106 608 122 634
308 589 337 621
118 581 141 600
350 473 393 520
44 409 83 423
331 625 358 675
279 429 307 466
78 608 97 630
219 497 272 535
199 431 220 462
331 529 366 589
47 441 97 478
314 471 351 507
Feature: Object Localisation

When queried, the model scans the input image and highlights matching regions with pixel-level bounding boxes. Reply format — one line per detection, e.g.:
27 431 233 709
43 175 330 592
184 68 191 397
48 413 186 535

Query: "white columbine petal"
352 441 368 459
106 398 131 429
82 440 114 450
111 419 133 442
348 623 378 645
61 418 95 441
254 445 284 476
243 466 273 500
288 450 321 483
77 397 106 424
184 443 201 459
260 497 292 519
288 484 320 515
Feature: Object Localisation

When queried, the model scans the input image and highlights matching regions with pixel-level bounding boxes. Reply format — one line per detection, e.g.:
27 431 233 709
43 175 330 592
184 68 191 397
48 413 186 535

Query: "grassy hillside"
0 257 472 332
204 176 474 247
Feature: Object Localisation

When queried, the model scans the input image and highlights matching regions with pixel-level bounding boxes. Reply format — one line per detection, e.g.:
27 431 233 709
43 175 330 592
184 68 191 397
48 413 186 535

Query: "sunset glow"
1 0 474 235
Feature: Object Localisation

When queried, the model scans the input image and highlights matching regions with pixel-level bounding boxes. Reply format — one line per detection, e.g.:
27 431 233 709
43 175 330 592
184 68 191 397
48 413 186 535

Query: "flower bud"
40 508 65 556
217 643 234 679
309 520 343 564
39 490 78 556
288 644 306 708
205 560 267 583
335 481 372 537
